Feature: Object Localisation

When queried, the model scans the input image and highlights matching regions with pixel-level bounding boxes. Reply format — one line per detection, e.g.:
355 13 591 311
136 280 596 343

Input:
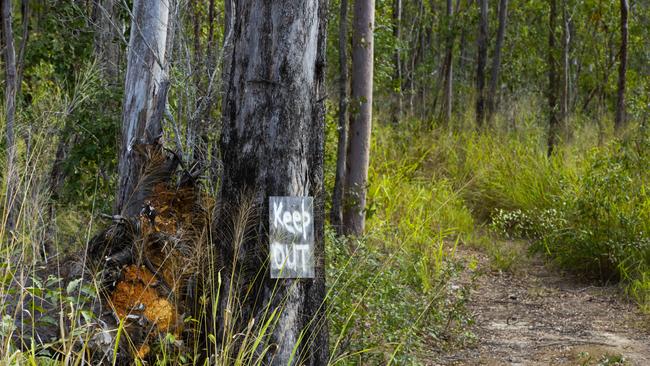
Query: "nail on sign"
269 196 314 278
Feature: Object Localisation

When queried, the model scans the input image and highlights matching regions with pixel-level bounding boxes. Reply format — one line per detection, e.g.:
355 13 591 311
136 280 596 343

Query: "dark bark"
190 0 211 173
547 0 560 156
580 52 619 114
392 0 402 123
343 0 374 236
486 0 508 126
216 1 329 364
614 0 628 132
206 0 216 73
93 0 121 84
15 0 28 97
440 0 456 126
115 0 170 216
475 0 488 128
560 0 570 137
2 0 17 232
331 0 349 235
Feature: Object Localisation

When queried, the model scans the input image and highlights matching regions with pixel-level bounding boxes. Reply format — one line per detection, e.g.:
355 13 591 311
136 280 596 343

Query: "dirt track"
437 245 650 365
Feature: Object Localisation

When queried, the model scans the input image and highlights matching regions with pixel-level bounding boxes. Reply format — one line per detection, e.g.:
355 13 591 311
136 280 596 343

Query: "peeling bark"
216 1 329 364
116 0 170 216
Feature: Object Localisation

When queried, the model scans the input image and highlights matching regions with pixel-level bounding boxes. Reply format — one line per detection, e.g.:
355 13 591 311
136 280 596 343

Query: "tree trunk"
547 0 560 156
216 1 329 364
475 0 488 128
560 0 570 138
93 0 121 84
15 0 28 98
440 0 456 127
614 0 628 132
115 0 170 216
2 0 18 232
486 0 508 126
331 0 349 235
343 0 374 236
392 0 402 123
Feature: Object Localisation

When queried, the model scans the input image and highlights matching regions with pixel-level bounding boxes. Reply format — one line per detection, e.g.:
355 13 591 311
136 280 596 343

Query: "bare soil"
436 244 650 365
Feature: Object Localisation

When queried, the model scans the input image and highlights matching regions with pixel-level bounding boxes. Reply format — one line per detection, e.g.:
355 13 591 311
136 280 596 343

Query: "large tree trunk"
343 0 374 236
486 0 508 126
216 1 329 364
115 0 170 216
331 0 349 235
2 0 18 232
547 0 560 156
614 0 628 132
475 0 488 128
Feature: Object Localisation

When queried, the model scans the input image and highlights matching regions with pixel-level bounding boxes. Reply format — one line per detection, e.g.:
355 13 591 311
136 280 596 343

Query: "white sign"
269 196 314 278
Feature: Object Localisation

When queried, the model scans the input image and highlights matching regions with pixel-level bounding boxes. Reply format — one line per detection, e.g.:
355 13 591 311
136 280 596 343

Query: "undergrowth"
2 87 649 365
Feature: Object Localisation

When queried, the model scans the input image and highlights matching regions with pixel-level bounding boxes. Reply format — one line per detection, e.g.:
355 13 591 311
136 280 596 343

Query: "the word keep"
269 196 314 278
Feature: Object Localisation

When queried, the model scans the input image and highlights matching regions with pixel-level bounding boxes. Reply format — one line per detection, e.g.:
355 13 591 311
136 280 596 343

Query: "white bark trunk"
115 0 170 215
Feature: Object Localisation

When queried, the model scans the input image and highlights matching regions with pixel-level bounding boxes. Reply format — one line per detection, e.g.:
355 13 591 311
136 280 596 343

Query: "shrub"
535 134 650 282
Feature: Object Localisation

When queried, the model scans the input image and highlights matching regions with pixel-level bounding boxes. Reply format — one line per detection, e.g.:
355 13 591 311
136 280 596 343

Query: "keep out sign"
269 196 314 278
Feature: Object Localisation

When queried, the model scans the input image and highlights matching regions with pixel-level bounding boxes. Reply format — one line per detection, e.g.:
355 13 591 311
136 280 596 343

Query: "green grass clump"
326 231 472 365
325 123 476 364
534 134 650 283
482 124 650 307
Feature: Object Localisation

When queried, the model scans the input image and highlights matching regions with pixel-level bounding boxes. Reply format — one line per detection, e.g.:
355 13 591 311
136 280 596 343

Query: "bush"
534 134 650 282
325 123 476 364
486 127 650 305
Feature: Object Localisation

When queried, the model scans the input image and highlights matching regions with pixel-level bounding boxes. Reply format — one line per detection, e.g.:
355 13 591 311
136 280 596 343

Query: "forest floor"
436 242 650 366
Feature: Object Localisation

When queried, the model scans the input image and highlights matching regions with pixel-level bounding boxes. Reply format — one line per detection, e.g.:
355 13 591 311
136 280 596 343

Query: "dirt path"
437 244 650 365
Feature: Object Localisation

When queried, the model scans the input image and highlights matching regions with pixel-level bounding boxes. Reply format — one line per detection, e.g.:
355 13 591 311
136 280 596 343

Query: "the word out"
269 196 314 278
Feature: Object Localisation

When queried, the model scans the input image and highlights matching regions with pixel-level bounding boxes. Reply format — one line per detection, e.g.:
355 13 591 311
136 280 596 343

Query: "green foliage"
326 123 477 363
59 80 120 213
326 231 472 365
22 1 96 93
578 351 629 366
534 132 650 282
368 123 476 238
482 124 650 306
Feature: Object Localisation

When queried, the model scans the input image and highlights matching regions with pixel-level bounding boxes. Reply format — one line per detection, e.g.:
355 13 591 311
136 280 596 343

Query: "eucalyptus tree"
548 0 560 156
2 0 17 231
615 0 628 132
216 1 329 364
344 0 375 235
475 0 488 128
331 0 350 235
93 0 122 84
115 0 170 215
487 0 508 125
440 0 455 126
